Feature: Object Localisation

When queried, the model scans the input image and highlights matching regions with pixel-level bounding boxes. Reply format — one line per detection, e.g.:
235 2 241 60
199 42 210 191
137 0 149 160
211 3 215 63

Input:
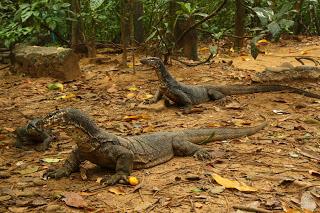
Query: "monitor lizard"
140 57 320 113
28 108 267 185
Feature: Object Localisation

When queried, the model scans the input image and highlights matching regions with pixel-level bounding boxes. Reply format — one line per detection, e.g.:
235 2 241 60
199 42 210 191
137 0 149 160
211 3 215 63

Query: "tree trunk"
174 0 198 60
133 0 144 43
70 0 85 49
293 0 305 35
120 0 130 67
233 0 245 51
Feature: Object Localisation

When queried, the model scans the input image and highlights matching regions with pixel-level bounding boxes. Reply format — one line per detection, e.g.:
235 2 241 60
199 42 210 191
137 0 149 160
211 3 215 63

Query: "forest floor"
0 37 320 213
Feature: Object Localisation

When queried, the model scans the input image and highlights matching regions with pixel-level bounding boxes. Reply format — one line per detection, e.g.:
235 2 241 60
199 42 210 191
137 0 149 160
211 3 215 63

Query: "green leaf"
209 45 218 55
278 19 294 31
252 7 274 25
61 3 71 8
145 30 157 42
21 11 33 22
48 82 64 91
267 21 281 38
90 0 105 10
194 12 208 17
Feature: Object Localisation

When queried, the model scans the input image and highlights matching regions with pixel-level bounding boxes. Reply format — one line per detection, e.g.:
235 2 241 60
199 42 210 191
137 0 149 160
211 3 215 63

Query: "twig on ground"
0 65 10 71
188 195 196 212
295 56 320 66
233 205 273 213
173 52 216 67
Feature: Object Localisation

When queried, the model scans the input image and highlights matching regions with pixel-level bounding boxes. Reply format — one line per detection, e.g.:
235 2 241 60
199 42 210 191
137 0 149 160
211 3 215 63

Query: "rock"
13 44 81 80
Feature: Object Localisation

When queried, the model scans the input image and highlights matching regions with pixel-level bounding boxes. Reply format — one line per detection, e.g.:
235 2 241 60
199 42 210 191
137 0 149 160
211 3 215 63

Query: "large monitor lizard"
29 108 267 185
140 57 320 113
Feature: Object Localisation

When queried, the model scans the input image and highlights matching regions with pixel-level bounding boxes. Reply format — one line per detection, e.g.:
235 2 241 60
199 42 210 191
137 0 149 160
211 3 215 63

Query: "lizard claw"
215 97 233 106
43 167 71 179
143 99 156 105
193 149 212 161
100 173 129 186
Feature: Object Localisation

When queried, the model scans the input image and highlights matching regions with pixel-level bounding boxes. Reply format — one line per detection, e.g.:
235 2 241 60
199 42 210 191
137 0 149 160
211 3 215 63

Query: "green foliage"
251 4 295 40
0 0 319 51
0 0 71 48
81 0 120 42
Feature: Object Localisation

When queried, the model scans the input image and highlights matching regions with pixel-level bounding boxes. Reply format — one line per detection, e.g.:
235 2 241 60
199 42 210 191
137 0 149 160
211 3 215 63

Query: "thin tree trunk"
133 0 144 43
174 0 198 60
293 0 305 35
70 0 85 49
233 0 245 51
120 0 130 67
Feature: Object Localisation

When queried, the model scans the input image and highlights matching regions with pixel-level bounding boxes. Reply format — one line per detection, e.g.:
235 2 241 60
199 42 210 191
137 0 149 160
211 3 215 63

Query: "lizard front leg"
145 88 163 104
36 133 54 151
172 140 211 160
100 145 134 186
44 147 82 179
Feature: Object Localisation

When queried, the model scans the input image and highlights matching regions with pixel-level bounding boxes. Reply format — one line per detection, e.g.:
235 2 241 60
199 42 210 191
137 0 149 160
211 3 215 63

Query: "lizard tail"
212 85 320 99
181 117 267 144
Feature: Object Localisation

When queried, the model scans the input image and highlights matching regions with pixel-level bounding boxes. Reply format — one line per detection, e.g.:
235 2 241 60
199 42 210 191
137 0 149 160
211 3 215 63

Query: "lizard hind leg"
172 140 212 160
207 88 225 100
207 88 233 106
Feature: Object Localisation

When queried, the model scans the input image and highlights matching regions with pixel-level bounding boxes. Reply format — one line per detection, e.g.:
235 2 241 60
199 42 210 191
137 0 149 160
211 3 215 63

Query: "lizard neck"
155 62 178 85
39 108 101 140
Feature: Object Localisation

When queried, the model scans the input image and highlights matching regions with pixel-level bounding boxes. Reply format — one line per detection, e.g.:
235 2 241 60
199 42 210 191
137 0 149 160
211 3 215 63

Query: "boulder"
13 45 81 80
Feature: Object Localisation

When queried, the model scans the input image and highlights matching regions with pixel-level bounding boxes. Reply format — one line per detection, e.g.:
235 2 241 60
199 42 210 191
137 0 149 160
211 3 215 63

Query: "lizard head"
140 57 163 69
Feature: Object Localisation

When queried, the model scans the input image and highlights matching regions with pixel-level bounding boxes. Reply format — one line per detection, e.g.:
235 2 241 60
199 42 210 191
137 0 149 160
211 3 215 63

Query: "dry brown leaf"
18 165 39 175
62 192 87 208
108 186 126 195
137 100 166 111
211 173 257 192
3 127 15 132
8 207 28 213
301 191 317 212
225 102 243 109
107 84 118 93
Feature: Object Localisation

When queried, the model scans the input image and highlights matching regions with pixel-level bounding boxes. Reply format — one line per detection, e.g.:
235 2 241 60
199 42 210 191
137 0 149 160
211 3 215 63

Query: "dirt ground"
0 37 319 213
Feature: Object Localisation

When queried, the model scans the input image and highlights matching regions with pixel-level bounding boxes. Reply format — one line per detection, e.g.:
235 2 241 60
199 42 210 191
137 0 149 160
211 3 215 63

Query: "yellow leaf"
301 51 307 55
123 114 150 121
142 94 154 100
127 93 136 99
55 93 76 100
230 47 234 53
257 39 269 46
241 56 250 61
128 85 138 91
108 187 126 195
211 173 257 192
199 47 208 51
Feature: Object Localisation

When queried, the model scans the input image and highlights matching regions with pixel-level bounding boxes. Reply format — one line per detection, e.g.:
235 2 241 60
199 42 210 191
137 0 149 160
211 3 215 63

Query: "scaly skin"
31 108 267 185
140 57 320 112
15 119 54 151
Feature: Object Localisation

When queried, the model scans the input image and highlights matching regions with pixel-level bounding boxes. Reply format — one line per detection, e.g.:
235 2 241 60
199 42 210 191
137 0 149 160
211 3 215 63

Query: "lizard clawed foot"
143 99 157 105
193 149 212 161
100 173 129 186
215 97 233 106
43 167 71 179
